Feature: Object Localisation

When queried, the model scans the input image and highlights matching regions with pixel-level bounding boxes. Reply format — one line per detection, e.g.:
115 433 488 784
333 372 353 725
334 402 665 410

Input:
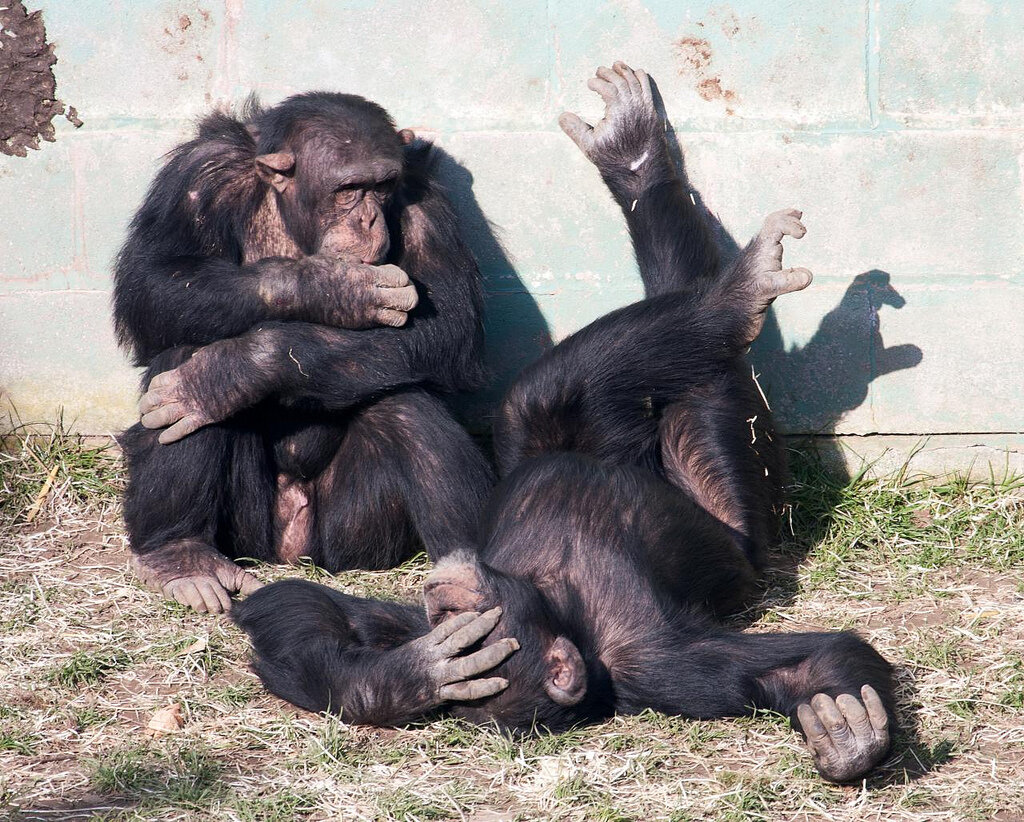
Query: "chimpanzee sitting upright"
233 64 895 782
114 93 493 613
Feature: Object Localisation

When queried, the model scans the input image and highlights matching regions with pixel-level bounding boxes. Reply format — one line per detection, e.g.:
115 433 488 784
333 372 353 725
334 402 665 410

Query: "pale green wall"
1 1 1022 473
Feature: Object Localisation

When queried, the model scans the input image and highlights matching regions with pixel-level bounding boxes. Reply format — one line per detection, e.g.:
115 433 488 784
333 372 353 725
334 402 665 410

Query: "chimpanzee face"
423 552 589 731
254 122 408 262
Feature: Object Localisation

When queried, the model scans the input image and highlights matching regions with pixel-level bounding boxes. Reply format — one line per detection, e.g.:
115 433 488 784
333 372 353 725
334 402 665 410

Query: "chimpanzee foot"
132 540 263 614
796 684 891 783
559 61 666 181
735 208 813 343
408 607 520 703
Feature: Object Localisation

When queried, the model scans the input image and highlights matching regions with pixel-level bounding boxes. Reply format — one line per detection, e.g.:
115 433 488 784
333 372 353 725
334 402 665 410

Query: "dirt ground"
1 436 1023 821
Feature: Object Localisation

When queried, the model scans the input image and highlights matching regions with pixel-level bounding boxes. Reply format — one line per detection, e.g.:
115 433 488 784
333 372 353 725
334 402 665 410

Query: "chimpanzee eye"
333 187 361 207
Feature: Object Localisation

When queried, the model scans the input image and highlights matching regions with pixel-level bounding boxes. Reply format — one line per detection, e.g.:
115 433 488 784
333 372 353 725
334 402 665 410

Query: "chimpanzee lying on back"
234 63 895 783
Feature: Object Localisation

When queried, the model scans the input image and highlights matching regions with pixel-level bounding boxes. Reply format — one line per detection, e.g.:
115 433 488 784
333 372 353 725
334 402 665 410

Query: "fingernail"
509 639 520 650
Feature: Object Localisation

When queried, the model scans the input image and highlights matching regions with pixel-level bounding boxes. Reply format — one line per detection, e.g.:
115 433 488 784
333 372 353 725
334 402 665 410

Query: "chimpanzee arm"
619 627 895 782
232 580 518 725
114 113 417 366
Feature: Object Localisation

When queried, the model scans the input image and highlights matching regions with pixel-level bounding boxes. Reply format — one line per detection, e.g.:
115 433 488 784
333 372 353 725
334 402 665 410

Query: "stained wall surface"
1 1 1021 473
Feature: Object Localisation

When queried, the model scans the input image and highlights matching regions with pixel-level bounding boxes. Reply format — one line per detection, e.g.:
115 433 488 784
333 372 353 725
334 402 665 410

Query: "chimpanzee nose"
360 204 377 230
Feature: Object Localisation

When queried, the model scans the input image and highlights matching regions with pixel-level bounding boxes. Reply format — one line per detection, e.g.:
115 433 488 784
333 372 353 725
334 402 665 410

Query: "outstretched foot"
132 540 263 613
559 61 666 180
732 208 813 343
797 684 891 783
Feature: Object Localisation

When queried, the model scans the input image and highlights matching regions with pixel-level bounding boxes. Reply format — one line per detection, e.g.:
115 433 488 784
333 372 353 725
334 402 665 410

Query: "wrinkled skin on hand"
139 351 228 444
261 254 419 329
406 607 520 705
797 684 891 783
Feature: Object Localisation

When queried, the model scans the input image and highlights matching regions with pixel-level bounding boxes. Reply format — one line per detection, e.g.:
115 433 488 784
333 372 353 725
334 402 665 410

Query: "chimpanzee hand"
290 255 419 329
139 342 266 444
559 61 665 180
406 607 519 704
797 684 891 783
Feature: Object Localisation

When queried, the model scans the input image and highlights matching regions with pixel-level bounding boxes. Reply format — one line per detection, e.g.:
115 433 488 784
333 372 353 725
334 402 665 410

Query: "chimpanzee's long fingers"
141 401 186 430
836 692 874 741
139 389 170 416
438 677 508 702
613 61 641 96
586 76 617 104
635 68 653 103
862 684 890 732
797 701 838 761
384 284 418 312
424 611 480 644
596 65 627 95
377 309 408 328
158 415 204 444
438 606 503 656
441 637 520 683
373 264 410 288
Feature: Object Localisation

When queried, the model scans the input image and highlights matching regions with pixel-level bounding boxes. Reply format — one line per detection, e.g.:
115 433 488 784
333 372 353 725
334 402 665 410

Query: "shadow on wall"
436 105 924 480
434 148 554 432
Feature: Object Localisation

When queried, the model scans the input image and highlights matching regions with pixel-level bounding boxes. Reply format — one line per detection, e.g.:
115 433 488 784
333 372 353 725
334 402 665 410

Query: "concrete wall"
1 0 1021 474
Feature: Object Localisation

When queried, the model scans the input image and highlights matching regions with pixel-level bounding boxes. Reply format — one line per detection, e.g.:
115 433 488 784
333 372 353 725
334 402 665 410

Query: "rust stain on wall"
0 0 81 157
673 33 738 106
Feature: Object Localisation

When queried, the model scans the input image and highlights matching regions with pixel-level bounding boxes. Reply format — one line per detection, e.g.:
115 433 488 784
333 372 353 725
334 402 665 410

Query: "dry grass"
1 424 1023 821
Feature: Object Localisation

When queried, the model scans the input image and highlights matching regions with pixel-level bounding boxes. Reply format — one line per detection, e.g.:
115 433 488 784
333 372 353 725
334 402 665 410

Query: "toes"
167 580 210 613
586 76 618 103
596 65 628 95
559 111 595 151
613 61 642 96
236 571 264 597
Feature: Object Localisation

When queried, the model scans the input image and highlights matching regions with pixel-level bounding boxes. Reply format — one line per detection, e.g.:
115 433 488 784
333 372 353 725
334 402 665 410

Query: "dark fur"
114 93 492 572
233 89 895 767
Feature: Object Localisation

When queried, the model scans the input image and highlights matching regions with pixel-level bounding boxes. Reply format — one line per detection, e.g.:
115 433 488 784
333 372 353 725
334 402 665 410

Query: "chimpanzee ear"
254 152 295 193
423 554 486 626
544 636 587 706
397 128 416 145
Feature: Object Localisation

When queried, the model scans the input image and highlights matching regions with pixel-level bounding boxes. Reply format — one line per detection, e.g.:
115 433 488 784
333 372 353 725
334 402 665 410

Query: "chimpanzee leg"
658 362 785 570
120 346 272 613
560 61 720 298
309 389 493 569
